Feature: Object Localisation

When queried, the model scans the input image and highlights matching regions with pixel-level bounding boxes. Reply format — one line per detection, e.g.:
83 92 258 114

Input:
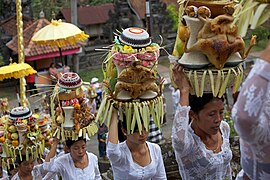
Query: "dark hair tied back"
65 137 86 148
189 93 224 113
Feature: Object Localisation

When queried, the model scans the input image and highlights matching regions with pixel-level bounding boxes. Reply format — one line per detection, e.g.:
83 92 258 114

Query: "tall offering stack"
50 72 98 141
97 27 164 134
172 0 256 97
2 106 45 167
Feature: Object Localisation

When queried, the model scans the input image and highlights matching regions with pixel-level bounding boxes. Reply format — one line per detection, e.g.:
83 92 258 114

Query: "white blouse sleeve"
152 144 167 179
232 60 270 144
32 164 46 179
225 163 232 180
172 104 194 155
106 141 122 163
42 156 64 174
93 155 102 180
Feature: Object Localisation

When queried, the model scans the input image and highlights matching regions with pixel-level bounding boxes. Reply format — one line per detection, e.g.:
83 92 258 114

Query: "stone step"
167 170 182 180
101 173 111 180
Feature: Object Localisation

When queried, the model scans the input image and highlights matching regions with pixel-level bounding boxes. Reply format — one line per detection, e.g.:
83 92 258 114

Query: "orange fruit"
178 24 188 42
0 136 5 143
7 133 12 140
12 140 19 146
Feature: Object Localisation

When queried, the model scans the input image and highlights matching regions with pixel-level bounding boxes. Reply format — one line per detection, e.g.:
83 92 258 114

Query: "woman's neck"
72 153 86 163
126 141 151 167
18 171 32 180
191 122 213 141
72 153 88 169
126 141 146 153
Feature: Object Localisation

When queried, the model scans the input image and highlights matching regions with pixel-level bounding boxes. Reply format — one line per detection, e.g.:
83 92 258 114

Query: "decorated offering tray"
184 0 235 18
58 72 83 89
119 27 151 48
3 107 45 165
173 0 256 97
111 27 160 71
51 72 98 141
184 64 243 97
97 27 165 134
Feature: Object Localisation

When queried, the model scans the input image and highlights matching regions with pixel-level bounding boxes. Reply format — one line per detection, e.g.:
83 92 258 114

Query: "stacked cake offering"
51 72 97 141
96 27 164 134
4 106 45 165
172 1 256 97
112 28 160 72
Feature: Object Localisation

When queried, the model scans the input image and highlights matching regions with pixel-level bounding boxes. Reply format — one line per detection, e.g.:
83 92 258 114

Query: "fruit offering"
5 107 45 161
97 27 165 134
51 72 98 141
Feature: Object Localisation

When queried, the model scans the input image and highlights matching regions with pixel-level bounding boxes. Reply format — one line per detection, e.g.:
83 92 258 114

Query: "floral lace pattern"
232 59 270 180
172 105 232 180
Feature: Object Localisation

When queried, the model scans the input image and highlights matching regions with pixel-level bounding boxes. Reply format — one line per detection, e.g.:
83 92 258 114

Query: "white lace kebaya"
232 59 270 180
172 105 232 180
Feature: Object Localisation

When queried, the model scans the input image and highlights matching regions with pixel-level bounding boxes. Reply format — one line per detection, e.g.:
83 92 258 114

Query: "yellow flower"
123 45 133 51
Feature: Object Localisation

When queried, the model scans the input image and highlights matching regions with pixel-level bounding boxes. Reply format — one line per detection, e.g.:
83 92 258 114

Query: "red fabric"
27 74 35 83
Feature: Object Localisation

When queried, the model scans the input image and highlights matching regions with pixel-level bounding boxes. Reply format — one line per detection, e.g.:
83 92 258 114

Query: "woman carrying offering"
11 155 43 180
171 64 232 180
42 137 101 180
232 56 270 180
107 108 167 180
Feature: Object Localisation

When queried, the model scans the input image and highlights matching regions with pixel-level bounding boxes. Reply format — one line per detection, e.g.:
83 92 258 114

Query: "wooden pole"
16 0 29 107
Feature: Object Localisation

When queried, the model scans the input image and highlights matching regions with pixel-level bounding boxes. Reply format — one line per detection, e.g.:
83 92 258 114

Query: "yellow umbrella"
0 62 36 81
32 19 89 65
0 61 36 107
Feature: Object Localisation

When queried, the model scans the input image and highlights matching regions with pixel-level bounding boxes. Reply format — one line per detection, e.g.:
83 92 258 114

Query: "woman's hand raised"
172 64 190 106
172 64 190 92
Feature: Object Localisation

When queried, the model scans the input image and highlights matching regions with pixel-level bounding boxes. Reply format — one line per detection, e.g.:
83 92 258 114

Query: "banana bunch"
185 64 243 98
96 95 164 135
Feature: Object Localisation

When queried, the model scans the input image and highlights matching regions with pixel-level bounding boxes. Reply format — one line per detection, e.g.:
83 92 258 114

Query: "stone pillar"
73 54 79 73
71 0 78 25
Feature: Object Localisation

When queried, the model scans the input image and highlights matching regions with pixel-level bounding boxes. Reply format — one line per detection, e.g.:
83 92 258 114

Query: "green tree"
31 0 69 20
166 4 178 31
245 26 270 51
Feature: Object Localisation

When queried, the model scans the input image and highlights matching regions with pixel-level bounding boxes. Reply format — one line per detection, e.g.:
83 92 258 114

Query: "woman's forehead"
203 99 224 110
21 158 34 164
72 140 86 147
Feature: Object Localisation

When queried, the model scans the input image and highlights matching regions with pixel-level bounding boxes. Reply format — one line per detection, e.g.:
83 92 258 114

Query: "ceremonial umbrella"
31 19 89 65
0 62 36 81
0 60 37 106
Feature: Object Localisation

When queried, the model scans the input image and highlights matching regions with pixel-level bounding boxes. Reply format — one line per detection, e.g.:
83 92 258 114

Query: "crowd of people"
1 52 269 179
